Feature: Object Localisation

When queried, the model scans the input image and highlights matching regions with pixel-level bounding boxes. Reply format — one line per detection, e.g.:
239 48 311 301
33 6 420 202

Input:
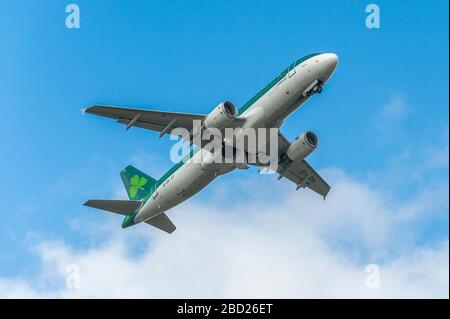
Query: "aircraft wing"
253 131 330 198
277 159 330 199
276 131 330 198
84 105 206 137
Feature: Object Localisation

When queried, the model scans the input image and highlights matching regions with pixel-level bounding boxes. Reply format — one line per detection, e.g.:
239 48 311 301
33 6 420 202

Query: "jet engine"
286 131 319 162
204 101 237 130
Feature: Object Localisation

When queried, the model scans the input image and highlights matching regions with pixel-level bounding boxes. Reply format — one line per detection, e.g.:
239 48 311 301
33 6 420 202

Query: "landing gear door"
287 62 296 77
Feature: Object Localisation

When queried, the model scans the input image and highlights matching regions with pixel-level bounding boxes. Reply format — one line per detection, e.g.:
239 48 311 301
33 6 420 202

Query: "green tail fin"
120 165 157 201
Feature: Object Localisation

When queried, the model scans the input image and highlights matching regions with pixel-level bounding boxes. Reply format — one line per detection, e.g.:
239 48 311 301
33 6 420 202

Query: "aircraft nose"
323 53 338 67
319 53 338 81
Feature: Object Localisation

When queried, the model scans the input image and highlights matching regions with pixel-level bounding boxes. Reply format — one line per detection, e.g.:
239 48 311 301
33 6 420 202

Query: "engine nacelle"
204 101 237 130
286 131 319 162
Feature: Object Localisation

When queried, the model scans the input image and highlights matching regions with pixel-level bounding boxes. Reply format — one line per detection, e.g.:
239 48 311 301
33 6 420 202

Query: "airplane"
83 52 338 234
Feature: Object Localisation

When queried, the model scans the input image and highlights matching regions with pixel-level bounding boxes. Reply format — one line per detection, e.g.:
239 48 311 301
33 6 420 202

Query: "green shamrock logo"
129 175 147 199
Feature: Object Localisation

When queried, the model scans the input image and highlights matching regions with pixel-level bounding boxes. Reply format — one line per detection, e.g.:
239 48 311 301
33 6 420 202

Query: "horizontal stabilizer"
84 199 142 215
145 213 176 234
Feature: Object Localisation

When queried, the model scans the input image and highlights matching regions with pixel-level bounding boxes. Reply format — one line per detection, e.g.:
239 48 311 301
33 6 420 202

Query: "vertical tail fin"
120 165 157 201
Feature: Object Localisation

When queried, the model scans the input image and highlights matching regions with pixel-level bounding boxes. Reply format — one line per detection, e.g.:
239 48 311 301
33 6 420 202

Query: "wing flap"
279 160 330 198
116 118 165 132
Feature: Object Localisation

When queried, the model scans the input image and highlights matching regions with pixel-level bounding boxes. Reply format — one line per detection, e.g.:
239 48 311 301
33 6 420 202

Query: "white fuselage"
135 53 338 223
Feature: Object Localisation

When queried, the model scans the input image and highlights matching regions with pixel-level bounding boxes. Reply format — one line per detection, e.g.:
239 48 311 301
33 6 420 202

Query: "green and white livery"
84 53 339 233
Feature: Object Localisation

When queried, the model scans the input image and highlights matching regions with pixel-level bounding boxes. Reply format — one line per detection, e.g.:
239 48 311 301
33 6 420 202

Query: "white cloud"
425 127 449 169
372 93 411 140
378 94 409 121
0 169 448 299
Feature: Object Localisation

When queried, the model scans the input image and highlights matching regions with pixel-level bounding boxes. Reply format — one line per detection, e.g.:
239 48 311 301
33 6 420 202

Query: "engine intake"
286 131 319 162
204 101 237 130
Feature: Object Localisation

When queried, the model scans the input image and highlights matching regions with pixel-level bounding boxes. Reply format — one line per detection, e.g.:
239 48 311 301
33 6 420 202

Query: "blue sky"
0 1 448 297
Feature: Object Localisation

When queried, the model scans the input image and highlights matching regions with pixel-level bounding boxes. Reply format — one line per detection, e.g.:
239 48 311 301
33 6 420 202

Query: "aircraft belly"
136 192 168 222
135 162 215 222
263 68 316 125
175 161 216 200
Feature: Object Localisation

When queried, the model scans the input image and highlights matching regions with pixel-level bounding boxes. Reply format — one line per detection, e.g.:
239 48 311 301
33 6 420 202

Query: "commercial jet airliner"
83 53 339 233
